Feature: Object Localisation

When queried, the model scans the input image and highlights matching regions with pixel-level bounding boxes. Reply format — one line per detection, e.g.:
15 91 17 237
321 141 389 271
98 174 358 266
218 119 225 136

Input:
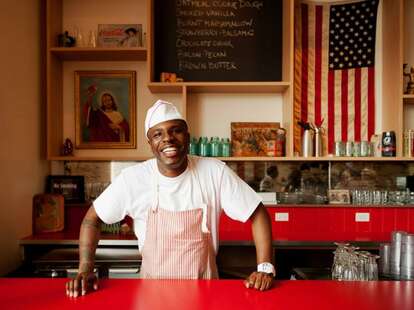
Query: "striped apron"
139 159 218 279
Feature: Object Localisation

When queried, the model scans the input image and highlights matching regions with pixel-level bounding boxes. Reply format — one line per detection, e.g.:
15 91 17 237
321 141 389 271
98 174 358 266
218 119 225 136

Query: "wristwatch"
257 262 276 277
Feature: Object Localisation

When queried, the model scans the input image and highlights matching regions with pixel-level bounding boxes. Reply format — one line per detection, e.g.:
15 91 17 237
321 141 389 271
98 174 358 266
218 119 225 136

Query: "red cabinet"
219 206 414 242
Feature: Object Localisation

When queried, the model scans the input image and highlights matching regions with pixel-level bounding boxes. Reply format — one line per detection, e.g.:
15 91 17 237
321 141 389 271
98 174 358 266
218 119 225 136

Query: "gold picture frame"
75 70 136 149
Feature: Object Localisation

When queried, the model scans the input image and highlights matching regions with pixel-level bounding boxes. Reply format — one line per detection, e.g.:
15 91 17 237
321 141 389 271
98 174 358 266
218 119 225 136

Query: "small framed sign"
46 175 85 203
328 189 351 205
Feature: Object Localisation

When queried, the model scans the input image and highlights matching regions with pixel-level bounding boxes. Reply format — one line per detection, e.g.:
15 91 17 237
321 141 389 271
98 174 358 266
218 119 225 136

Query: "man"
66 100 274 297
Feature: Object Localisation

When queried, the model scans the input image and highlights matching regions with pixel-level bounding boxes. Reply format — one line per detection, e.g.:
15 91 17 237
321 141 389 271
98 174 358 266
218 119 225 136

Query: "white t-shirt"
93 156 261 253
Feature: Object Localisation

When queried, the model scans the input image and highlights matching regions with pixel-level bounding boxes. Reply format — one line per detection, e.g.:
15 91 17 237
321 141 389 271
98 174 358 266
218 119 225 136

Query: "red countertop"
1 278 413 310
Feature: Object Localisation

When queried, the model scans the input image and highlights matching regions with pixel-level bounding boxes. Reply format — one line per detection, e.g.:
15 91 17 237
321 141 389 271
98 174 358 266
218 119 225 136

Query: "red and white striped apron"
140 159 218 279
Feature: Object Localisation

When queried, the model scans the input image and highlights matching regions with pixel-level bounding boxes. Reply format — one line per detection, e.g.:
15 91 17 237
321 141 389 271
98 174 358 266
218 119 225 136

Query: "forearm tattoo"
81 218 101 229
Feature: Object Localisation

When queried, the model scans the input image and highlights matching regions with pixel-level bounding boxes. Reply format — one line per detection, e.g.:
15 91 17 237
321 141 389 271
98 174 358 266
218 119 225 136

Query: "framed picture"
46 175 85 203
97 24 143 47
231 122 281 157
328 189 351 205
75 70 136 149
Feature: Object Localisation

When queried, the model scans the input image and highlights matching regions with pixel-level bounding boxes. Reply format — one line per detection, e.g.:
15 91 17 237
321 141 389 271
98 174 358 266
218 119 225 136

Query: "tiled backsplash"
54 160 414 199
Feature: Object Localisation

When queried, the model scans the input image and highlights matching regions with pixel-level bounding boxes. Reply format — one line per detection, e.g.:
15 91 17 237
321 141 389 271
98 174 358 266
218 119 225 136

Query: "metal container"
401 234 414 280
301 129 314 157
382 131 396 157
390 231 407 278
314 128 323 157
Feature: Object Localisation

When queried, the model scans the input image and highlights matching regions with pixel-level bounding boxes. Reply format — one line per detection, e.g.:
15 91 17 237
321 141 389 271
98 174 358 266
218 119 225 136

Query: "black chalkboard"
154 0 283 82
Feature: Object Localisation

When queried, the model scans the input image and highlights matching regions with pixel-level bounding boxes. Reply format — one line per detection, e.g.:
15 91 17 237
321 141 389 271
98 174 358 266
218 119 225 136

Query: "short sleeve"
219 164 262 223
93 172 130 224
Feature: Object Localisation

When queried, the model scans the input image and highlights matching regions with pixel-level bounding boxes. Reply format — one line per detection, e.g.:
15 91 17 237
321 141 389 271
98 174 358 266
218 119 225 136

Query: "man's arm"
66 206 101 298
244 203 274 291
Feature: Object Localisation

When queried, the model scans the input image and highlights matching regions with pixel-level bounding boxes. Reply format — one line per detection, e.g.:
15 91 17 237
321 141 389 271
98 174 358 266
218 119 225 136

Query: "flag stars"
328 1 377 70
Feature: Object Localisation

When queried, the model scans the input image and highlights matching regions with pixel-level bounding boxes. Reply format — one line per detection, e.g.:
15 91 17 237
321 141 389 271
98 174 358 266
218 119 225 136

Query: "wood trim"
49 47 147 61
48 156 414 162
46 0 63 158
148 82 290 93
382 0 403 156
147 0 154 83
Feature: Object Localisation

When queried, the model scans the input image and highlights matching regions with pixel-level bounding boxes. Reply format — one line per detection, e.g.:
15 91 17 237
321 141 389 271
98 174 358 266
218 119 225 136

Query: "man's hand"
244 271 274 291
66 272 98 298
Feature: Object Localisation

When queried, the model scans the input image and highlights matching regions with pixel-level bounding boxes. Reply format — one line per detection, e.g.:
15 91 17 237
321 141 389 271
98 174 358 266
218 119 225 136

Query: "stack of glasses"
331 243 379 281
380 231 414 280
350 189 414 205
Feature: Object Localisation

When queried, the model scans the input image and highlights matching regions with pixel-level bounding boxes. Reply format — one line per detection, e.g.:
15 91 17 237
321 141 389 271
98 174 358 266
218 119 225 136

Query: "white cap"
145 100 185 138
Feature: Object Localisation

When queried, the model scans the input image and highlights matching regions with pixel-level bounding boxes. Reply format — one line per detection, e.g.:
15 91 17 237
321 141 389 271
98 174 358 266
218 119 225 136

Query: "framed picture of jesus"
75 70 136 149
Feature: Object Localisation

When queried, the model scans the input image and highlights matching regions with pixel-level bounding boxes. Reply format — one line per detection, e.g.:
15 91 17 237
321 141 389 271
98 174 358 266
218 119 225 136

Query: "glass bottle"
222 138 231 157
199 137 208 157
211 137 220 157
189 137 199 155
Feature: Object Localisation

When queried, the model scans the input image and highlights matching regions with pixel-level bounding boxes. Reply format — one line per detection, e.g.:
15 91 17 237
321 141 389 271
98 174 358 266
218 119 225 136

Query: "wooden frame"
75 70 136 149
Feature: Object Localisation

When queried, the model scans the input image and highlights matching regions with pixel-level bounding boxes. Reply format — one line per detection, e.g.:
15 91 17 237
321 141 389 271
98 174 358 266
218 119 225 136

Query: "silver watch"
257 262 275 276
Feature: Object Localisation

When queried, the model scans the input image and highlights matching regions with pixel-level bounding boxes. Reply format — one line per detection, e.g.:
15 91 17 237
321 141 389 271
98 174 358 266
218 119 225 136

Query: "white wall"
0 0 48 275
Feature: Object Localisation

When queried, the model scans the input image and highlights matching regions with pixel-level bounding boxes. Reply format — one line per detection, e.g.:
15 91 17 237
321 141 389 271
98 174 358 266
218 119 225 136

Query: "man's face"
147 119 189 176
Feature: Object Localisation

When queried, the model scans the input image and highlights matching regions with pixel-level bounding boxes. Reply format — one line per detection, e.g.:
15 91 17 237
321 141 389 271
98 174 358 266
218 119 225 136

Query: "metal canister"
345 141 353 157
401 234 414 280
390 231 407 279
382 131 396 157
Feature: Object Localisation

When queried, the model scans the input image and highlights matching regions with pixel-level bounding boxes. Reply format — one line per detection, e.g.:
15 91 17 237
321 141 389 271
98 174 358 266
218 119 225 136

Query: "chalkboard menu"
154 0 283 82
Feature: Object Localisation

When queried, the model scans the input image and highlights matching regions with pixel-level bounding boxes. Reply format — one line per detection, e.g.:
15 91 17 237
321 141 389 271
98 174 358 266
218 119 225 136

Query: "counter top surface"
1 278 413 310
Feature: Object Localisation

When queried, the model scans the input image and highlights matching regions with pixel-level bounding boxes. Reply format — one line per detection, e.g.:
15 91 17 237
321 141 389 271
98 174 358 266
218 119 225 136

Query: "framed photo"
231 122 280 157
46 175 85 203
75 70 136 149
328 189 351 205
97 24 143 47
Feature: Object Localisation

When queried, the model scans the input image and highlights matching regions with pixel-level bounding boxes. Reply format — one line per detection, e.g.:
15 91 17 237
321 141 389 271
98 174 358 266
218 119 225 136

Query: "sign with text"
154 0 283 82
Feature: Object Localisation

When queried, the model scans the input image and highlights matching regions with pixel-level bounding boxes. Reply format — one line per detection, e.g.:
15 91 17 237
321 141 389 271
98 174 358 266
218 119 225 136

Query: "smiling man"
66 100 274 297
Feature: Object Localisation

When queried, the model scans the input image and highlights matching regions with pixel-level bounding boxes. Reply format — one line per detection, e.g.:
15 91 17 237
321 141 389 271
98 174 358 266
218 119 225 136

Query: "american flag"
294 0 379 154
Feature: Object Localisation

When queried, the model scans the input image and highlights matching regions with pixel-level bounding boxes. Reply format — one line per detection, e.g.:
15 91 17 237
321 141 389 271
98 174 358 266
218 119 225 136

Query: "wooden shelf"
48 155 414 162
403 94 414 101
48 156 152 161
147 81 290 94
49 47 147 61
218 156 414 162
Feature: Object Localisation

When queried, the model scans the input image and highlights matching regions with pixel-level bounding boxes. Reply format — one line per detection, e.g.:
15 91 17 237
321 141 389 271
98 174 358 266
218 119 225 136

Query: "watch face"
258 263 275 275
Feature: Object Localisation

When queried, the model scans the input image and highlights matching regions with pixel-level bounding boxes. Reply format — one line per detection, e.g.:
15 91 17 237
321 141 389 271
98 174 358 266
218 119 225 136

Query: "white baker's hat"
145 100 185 138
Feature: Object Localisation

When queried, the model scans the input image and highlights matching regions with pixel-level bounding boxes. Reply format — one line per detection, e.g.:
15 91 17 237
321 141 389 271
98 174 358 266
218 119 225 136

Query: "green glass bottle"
222 138 231 157
211 137 220 157
189 137 198 155
199 137 208 157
